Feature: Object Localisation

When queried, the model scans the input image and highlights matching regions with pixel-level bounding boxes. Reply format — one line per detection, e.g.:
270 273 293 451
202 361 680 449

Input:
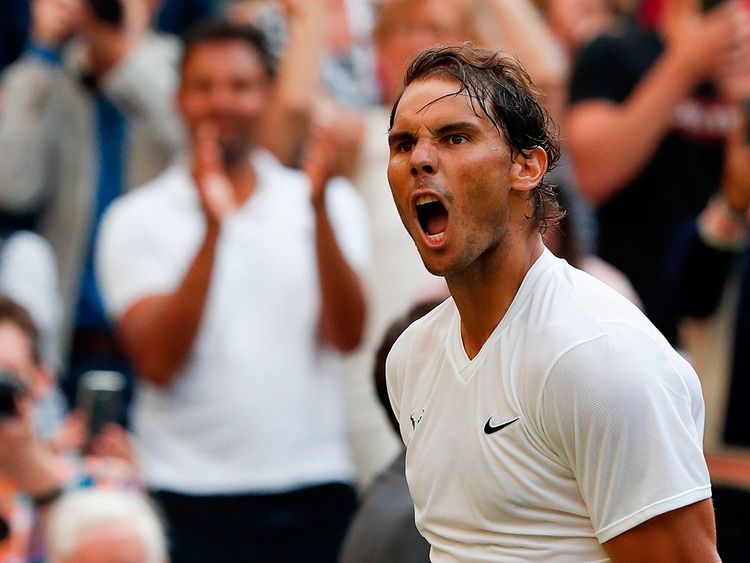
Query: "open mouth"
415 195 448 242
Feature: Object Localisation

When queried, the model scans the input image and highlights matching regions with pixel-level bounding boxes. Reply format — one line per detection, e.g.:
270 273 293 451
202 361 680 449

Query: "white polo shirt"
97 150 369 494
387 248 710 562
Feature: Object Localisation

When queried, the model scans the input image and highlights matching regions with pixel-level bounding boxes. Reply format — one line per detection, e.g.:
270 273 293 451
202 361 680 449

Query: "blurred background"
0 0 749 561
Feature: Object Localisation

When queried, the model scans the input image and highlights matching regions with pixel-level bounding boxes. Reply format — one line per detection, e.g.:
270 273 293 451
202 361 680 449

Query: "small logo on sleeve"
483 416 520 434
410 408 425 430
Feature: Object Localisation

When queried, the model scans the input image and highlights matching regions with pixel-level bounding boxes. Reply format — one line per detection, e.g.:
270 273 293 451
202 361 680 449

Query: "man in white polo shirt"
385 44 717 562
96 21 368 562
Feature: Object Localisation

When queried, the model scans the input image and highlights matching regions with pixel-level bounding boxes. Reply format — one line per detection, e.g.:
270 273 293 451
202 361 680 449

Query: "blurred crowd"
0 0 749 561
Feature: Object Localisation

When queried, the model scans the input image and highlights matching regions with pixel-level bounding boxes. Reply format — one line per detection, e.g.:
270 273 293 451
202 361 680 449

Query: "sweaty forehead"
392 78 485 128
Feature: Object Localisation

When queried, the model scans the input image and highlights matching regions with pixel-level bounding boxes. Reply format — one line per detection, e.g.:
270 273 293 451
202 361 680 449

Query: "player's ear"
510 146 547 193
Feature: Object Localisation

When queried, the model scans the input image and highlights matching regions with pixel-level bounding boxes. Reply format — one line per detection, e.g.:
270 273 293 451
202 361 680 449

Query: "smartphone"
87 0 123 25
77 370 125 451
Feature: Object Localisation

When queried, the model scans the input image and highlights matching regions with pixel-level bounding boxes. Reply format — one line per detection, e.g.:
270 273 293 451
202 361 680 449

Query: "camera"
0 371 26 419
86 0 123 25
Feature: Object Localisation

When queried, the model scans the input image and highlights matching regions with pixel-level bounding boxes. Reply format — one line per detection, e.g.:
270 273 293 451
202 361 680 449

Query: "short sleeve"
540 327 711 543
324 176 371 274
96 198 184 320
385 343 403 426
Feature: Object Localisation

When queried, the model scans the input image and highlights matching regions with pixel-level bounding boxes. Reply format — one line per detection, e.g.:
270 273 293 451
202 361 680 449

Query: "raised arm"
260 0 329 165
304 122 366 352
477 0 567 110
81 0 183 154
115 126 236 387
566 2 743 205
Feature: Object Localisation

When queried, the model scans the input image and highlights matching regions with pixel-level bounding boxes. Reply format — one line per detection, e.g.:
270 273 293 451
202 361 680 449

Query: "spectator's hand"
31 0 83 49
304 97 363 208
89 423 138 469
192 124 238 225
303 102 347 209
79 0 151 75
50 410 86 454
715 3 750 101
662 0 745 86
722 112 750 215
0 398 40 483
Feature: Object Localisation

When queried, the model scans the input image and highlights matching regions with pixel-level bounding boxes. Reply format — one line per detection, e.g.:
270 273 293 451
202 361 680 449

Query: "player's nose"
410 139 438 176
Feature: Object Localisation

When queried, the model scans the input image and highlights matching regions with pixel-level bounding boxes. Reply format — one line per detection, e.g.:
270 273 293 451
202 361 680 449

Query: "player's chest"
400 356 571 522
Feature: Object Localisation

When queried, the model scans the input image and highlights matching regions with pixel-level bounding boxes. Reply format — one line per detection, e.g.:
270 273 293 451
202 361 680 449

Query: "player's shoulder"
519 253 684 392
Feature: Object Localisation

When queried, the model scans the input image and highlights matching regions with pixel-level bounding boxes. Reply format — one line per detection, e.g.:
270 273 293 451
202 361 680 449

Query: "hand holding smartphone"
77 370 125 453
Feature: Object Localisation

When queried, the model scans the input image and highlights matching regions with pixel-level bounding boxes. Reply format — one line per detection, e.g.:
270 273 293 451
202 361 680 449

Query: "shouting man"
385 44 716 562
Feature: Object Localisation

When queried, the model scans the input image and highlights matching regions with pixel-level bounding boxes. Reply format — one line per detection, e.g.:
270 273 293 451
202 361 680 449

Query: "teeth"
416 195 438 206
427 232 445 242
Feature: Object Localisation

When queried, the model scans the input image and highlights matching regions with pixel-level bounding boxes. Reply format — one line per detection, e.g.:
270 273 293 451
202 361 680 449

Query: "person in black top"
566 0 750 343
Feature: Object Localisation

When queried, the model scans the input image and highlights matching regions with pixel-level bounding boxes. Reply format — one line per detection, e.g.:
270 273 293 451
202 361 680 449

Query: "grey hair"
46 489 167 563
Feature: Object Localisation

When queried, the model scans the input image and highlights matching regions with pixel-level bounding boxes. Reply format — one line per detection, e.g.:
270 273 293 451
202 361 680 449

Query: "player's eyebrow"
388 121 484 148
387 130 416 148
432 121 483 138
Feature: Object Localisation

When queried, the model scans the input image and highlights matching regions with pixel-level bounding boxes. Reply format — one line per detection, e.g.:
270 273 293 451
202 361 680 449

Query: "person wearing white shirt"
96 21 368 563
385 44 717 562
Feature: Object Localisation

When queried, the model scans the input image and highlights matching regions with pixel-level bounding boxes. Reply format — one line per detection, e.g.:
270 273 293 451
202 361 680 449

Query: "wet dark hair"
0 294 41 366
180 20 277 79
389 44 564 233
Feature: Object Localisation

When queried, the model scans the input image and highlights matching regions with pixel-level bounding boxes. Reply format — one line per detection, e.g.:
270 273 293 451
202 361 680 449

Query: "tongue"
426 213 448 236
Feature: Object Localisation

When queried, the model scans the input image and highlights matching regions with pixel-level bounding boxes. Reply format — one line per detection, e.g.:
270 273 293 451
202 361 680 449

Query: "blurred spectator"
339 300 443 563
46 488 167 563
232 0 379 109
0 232 66 440
565 0 750 343
97 21 368 562
0 294 140 561
0 0 217 74
672 117 750 560
533 0 630 55
0 0 184 410
342 0 568 489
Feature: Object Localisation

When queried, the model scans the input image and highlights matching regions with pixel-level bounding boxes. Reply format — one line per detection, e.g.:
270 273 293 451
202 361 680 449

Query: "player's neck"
448 234 544 360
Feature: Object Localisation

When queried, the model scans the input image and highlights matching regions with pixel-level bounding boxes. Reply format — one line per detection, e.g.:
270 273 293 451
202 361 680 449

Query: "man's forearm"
566 51 697 204
119 222 221 386
101 35 183 152
261 3 327 165
314 204 365 352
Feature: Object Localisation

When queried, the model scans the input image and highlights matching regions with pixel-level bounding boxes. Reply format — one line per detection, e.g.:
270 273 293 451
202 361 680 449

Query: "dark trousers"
151 483 356 563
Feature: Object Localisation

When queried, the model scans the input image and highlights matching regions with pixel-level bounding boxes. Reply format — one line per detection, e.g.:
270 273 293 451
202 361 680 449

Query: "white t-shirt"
97 150 369 494
387 248 710 562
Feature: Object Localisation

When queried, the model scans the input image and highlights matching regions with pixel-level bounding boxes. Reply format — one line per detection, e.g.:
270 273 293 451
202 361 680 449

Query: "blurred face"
376 0 475 103
387 78 516 277
178 40 272 164
0 321 37 391
60 523 148 563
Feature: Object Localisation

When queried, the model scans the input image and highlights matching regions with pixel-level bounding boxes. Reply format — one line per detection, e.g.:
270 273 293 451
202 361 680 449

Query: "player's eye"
448 134 467 145
398 141 414 152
